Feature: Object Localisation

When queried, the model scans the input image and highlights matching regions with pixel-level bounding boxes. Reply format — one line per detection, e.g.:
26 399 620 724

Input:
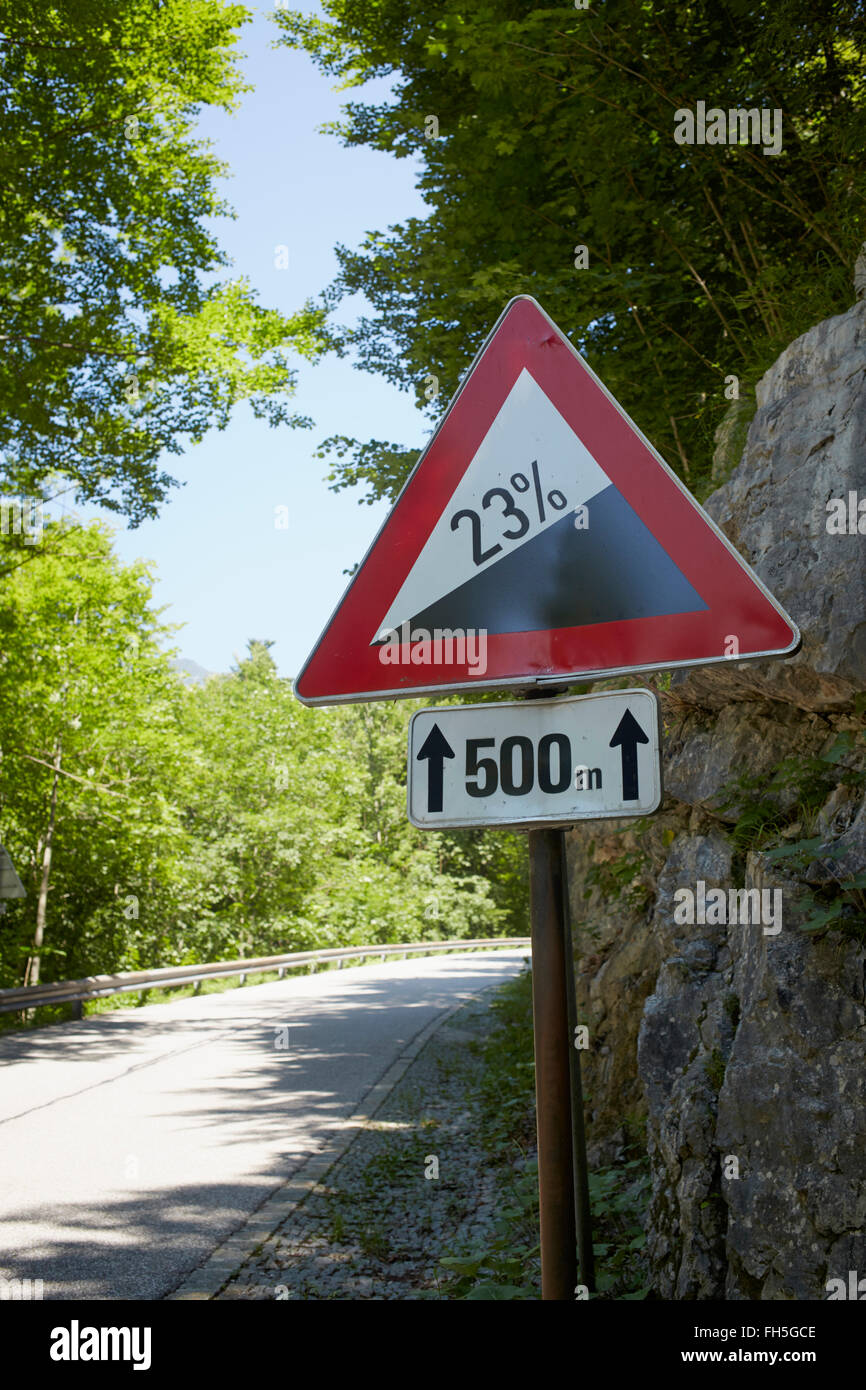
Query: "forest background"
0 0 862 997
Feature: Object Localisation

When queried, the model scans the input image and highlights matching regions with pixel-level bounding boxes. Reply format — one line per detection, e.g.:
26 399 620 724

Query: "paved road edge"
165 982 503 1300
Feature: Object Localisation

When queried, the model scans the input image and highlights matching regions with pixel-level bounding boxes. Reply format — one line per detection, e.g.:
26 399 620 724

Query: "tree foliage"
0 0 326 524
277 0 866 500
0 527 528 993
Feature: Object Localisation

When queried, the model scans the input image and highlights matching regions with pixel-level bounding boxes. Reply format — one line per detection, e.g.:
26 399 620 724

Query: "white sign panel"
408 690 661 829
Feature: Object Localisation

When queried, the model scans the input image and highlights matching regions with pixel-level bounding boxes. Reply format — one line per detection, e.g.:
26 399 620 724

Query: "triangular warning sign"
295 296 799 705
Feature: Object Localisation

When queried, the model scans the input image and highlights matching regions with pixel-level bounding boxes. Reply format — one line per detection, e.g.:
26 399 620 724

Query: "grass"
433 965 652 1300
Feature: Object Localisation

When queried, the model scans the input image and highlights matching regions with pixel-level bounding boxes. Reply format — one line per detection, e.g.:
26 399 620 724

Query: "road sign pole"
528 822 577 1300
560 828 595 1292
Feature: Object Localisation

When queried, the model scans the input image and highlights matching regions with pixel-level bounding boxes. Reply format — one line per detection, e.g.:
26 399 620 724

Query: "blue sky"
65 5 429 677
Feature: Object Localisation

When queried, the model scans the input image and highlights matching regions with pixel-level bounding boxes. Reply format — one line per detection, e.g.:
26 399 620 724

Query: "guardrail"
0 937 531 1017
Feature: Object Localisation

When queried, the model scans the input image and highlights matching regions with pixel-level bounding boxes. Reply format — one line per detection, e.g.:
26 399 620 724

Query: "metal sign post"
528 822 578 1300
561 827 595 1293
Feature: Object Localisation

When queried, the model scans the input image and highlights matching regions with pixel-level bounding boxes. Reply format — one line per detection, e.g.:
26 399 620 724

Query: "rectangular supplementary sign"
408 689 662 830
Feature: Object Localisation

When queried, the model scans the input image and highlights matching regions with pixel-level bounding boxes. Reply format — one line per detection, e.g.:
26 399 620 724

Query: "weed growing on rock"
718 730 866 941
704 1047 727 1092
584 847 654 913
587 1160 651 1299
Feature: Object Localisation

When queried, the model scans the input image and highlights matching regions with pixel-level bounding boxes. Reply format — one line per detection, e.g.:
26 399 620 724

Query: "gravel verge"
212 985 523 1301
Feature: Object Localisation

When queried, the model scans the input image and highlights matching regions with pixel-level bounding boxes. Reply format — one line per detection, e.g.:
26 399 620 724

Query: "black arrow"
416 723 455 813
609 708 650 802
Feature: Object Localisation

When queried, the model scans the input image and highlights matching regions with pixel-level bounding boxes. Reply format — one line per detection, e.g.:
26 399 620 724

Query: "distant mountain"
170 657 213 684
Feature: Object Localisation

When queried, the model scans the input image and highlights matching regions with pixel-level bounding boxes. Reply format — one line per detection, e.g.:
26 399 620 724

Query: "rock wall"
567 294 866 1300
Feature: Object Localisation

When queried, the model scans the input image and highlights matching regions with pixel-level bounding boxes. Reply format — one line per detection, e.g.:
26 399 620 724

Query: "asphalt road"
0 949 528 1300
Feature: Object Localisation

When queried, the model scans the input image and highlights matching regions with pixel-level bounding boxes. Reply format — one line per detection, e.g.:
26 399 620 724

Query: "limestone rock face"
672 297 866 712
717 915 866 1300
568 293 866 1301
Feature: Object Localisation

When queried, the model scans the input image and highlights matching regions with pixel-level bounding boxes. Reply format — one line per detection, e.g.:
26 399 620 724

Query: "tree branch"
15 751 129 798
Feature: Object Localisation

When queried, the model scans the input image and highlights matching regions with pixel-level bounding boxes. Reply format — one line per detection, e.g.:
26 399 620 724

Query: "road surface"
0 950 528 1300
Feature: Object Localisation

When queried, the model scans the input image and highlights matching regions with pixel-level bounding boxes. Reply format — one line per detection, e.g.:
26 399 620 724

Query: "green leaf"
799 905 843 933
766 837 825 861
464 1282 528 1300
439 1257 484 1276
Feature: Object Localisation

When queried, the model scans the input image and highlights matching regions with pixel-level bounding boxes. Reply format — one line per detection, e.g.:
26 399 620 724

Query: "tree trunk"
23 738 62 989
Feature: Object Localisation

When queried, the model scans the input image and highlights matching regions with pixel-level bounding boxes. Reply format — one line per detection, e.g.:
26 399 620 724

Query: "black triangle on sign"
404 484 707 636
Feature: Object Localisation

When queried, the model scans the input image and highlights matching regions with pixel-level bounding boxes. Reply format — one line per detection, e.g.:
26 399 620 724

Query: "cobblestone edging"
169 984 520 1301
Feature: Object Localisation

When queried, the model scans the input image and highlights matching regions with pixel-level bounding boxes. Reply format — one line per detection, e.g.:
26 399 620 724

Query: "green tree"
278 0 865 500
170 639 346 960
0 519 184 985
0 545 528 995
296 696 526 945
175 657 527 956
0 0 326 525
